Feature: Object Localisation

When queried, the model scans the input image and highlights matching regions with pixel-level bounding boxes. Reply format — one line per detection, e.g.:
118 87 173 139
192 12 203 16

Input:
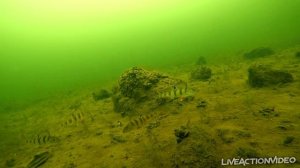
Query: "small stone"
174 127 190 143
92 89 111 101
283 136 295 145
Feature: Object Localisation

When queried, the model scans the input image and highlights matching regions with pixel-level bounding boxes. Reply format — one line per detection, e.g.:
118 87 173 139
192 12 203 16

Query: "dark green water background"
0 0 299 108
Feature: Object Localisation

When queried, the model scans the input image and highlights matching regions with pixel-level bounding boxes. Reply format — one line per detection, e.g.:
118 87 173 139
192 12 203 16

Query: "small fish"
123 113 154 133
26 131 59 145
26 151 51 168
158 80 188 99
61 110 84 127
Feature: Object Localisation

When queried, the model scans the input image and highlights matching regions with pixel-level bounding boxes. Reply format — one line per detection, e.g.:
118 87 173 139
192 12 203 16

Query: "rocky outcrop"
248 65 293 87
112 67 187 116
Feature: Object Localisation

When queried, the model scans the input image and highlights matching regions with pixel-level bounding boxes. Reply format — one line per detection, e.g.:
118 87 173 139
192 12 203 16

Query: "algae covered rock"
112 67 191 116
248 65 293 87
244 47 274 59
119 67 167 99
112 67 170 115
191 66 212 81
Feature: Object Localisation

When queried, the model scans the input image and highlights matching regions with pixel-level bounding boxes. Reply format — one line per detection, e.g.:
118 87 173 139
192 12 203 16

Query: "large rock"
118 67 167 99
112 67 184 116
248 65 293 87
244 47 274 59
191 66 212 81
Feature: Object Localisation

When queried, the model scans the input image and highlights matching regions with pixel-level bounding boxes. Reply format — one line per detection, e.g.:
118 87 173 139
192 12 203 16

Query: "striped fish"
26 132 59 145
158 80 188 99
26 151 51 168
61 110 84 127
123 113 155 133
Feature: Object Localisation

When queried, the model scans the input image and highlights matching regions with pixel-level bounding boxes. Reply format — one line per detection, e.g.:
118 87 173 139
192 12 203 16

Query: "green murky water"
0 1 300 167
1 0 299 106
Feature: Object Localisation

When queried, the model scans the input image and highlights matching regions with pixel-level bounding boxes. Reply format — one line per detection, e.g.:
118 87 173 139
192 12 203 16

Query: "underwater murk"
0 0 300 168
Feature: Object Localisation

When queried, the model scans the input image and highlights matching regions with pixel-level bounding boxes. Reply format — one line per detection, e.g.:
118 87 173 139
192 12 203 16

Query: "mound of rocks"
248 65 293 87
244 47 274 59
112 67 181 116
118 67 167 99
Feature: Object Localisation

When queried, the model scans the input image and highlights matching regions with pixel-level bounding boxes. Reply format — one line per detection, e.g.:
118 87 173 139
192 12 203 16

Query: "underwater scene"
1 0 300 168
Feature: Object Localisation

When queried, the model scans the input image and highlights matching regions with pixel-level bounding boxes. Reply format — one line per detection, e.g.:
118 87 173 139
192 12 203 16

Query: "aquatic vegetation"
92 89 111 101
190 66 212 81
243 47 274 59
26 151 51 168
248 64 293 87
